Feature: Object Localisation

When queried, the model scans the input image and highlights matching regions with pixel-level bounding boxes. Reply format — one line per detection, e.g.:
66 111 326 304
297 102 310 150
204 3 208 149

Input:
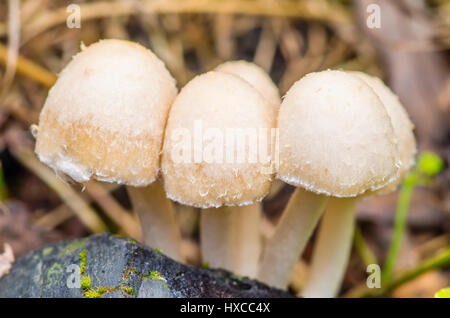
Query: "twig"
7 0 351 43
84 181 141 239
345 247 450 297
353 226 377 267
0 42 57 88
34 183 122 230
253 18 283 73
6 128 108 234
34 205 73 230
1 0 21 96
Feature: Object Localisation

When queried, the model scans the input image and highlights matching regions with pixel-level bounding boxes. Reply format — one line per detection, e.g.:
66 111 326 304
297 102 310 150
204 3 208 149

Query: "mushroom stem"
234 203 261 278
200 204 261 277
301 197 356 298
200 206 236 272
257 187 328 289
127 181 183 262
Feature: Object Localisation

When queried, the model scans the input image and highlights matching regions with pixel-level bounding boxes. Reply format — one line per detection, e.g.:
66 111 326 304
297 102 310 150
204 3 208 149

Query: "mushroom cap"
350 72 416 194
215 60 281 111
161 71 275 208
35 39 177 186
277 70 400 197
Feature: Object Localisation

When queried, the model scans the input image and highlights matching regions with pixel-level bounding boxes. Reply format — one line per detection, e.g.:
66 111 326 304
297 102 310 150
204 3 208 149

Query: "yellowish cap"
162 71 275 208
35 39 177 186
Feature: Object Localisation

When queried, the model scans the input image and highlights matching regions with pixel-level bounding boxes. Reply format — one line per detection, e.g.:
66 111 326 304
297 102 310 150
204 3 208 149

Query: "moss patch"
84 285 135 298
46 262 63 287
59 238 87 257
81 275 91 290
79 250 87 275
42 247 54 257
201 262 210 269
122 286 132 294
143 271 166 282
80 254 136 298
153 248 163 254
84 287 107 298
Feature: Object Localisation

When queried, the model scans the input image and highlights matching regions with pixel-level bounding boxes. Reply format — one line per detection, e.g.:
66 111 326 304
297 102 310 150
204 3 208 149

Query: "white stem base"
200 206 236 272
257 187 328 289
234 204 261 278
200 204 261 278
301 197 356 298
127 182 183 262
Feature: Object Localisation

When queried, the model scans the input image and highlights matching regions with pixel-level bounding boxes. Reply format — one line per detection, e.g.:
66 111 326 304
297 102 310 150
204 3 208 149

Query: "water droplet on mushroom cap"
34 39 177 186
162 71 275 208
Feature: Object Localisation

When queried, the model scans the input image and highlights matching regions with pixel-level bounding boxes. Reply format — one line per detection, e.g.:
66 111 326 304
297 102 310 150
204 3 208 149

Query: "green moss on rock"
59 238 87 257
42 247 54 256
79 250 87 275
81 276 91 290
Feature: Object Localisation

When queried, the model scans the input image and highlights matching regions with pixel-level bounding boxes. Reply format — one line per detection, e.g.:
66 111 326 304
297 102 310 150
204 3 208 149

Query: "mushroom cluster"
33 39 416 297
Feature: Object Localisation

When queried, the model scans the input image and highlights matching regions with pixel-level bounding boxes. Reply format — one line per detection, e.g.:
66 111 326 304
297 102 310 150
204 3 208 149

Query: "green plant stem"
382 181 415 282
354 226 377 267
347 247 450 297
385 248 450 293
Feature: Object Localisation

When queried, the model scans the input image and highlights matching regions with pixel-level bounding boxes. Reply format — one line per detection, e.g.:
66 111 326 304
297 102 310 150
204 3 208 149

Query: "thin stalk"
345 247 450 298
127 182 183 262
354 225 377 267
301 198 356 298
257 187 328 289
381 182 415 282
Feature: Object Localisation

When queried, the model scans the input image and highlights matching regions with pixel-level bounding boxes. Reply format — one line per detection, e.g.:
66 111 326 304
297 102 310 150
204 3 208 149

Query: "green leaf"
416 151 444 177
434 287 450 298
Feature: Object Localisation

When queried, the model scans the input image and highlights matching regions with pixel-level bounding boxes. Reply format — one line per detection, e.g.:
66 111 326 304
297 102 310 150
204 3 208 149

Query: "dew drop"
30 124 39 139
199 187 209 197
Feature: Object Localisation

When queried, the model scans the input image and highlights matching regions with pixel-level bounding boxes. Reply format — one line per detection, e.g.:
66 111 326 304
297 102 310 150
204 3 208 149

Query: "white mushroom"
213 60 281 277
215 60 281 112
162 71 275 276
302 71 416 298
35 39 183 261
257 70 400 289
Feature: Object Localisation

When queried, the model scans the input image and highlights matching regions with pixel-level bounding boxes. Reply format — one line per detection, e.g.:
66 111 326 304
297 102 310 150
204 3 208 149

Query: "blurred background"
0 0 449 297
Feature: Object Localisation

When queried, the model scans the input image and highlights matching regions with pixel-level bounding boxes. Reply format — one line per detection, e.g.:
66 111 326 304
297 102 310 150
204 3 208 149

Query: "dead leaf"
0 243 14 278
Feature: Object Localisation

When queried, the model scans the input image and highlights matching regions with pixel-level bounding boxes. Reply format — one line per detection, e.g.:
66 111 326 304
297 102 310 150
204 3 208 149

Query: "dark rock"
0 233 293 298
